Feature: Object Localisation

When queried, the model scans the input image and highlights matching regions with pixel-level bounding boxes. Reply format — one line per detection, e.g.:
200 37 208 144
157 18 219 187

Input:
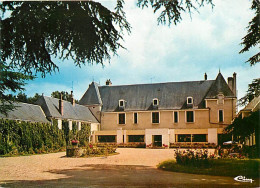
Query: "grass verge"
157 159 260 178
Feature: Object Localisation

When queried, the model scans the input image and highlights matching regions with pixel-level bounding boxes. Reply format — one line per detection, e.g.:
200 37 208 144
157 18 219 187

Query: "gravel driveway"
0 148 257 187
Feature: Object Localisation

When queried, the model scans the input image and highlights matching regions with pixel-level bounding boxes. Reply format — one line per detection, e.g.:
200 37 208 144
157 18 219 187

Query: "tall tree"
239 0 260 66
0 1 130 114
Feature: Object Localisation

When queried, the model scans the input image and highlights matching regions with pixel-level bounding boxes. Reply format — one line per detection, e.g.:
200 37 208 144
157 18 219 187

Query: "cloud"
22 0 259 105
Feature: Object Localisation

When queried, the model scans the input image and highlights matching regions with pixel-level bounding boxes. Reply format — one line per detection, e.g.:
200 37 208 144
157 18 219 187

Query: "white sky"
24 0 259 108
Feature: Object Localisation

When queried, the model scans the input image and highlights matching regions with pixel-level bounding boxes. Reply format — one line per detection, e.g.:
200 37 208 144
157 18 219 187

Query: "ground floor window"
128 135 144 142
98 135 116 143
177 134 191 142
192 134 207 142
176 134 207 142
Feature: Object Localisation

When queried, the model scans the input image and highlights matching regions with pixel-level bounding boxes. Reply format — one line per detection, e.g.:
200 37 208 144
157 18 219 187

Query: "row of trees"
5 91 79 105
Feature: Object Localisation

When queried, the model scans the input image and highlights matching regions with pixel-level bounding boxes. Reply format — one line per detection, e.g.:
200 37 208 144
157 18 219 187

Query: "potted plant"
71 139 79 146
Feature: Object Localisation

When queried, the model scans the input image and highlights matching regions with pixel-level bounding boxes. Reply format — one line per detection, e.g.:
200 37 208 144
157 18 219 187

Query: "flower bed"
146 144 169 149
117 142 146 148
170 142 217 149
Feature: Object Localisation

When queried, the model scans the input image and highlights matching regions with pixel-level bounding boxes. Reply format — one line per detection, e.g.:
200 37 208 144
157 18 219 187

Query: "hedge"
0 119 91 156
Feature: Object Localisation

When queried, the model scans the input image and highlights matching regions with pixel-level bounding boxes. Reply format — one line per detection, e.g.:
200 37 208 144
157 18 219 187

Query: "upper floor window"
118 113 125 124
174 111 178 123
186 111 194 123
219 110 224 122
134 112 138 124
152 112 160 123
153 98 159 106
119 99 125 107
187 97 193 104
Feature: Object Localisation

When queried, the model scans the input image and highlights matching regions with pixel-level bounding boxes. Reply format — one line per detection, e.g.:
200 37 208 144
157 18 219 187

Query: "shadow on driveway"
1 164 258 187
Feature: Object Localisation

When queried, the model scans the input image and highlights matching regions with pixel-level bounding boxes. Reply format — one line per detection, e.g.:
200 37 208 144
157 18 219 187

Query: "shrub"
80 143 117 157
175 149 211 168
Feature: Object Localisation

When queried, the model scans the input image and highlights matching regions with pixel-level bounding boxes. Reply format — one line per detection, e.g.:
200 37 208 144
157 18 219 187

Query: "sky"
23 0 259 106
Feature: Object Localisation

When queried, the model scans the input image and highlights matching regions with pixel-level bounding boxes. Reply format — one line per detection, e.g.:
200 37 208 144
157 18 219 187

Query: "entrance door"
153 135 162 147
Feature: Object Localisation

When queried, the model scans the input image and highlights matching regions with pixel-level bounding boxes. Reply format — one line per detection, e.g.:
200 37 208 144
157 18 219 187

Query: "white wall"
91 123 100 132
117 129 124 144
208 128 218 144
57 119 62 129
145 129 170 147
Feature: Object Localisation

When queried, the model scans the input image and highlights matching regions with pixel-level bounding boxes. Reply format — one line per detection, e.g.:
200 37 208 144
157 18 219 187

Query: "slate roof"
0 102 50 123
79 73 236 112
205 73 235 98
36 96 99 123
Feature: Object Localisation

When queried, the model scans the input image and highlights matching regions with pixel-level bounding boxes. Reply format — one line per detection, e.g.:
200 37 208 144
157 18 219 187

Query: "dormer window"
119 99 125 107
187 97 193 104
153 98 159 106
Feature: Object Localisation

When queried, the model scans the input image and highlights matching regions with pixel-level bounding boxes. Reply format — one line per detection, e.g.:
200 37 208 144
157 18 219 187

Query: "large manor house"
1 72 239 147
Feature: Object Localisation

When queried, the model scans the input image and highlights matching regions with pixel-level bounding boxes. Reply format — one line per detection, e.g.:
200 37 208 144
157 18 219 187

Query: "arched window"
153 98 159 106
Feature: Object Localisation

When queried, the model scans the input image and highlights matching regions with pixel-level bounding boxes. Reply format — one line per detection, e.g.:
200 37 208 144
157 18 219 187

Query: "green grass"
157 159 260 178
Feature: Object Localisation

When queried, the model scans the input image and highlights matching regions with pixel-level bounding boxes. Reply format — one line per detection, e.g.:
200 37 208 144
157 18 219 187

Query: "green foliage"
0 118 66 156
137 0 214 25
238 79 260 106
6 92 41 104
78 123 91 147
81 143 117 157
175 149 210 168
224 110 259 143
0 1 131 77
158 158 259 178
0 63 33 115
239 0 260 65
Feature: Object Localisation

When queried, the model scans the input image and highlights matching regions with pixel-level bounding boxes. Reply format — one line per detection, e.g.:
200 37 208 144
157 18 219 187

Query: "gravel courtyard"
0 148 257 187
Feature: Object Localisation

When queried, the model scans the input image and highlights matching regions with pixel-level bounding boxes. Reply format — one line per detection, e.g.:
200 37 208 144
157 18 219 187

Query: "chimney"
70 91 75 106
59 93 64 116
233 72 237 97
204 73 207 80
227 77 233 92
106 79 112 86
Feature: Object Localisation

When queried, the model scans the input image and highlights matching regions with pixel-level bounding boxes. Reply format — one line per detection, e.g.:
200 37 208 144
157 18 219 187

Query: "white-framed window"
173 111 179 123
219 109 224 123
153 98 159 106
119 99 125 107
187 97 193 104
186 111 195 123
118 113 126 124
133 112 138 124
152 112 160 123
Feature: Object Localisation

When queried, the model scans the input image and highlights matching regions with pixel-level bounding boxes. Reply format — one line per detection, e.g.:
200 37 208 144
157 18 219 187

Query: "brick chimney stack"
106 79 112 86
59 93 63 116
227 72 237 97
70 91 75 106
233 72 237 97
204 73 207 80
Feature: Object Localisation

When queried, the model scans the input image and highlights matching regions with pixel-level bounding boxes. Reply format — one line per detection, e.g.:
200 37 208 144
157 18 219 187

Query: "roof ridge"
13 101 42 107
99 79 215 88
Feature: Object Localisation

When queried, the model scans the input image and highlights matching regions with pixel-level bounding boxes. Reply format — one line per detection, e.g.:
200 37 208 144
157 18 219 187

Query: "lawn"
157 158 260 178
